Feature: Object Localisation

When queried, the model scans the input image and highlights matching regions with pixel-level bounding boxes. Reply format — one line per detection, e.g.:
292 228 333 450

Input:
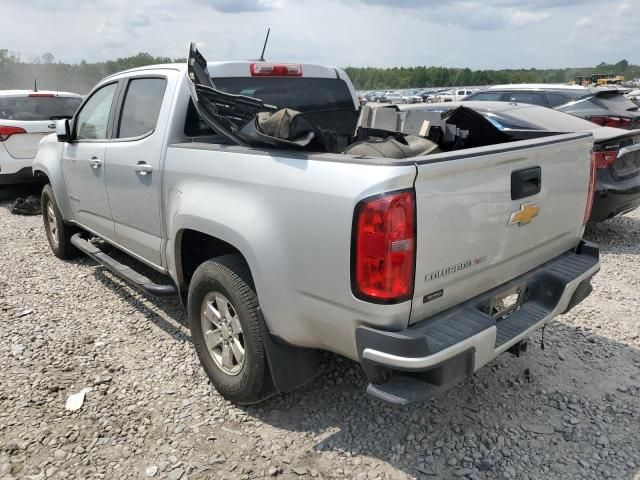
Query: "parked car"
404 100 640 222
404 93 423 104
35 45 599 406
0 90 82 185
385 92 406 104
465 84 640 130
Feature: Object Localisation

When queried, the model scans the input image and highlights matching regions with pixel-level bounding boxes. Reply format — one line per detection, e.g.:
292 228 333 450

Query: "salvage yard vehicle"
396 101 640 223
465 84 640 130
33 44 600 406
0 90 82 185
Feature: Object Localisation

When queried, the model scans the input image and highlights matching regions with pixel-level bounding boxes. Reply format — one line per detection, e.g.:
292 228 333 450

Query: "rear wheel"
188 254 273 405
41 184 79 260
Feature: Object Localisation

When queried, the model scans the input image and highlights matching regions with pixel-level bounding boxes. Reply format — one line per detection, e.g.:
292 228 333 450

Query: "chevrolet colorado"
33 45 600 405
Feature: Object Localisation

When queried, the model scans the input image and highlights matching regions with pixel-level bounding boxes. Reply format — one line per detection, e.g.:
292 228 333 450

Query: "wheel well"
178 230 244 297
33 170 49 183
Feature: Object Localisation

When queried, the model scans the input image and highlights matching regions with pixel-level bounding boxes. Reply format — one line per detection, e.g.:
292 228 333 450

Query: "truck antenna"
259 28 270 62
34 79 38 92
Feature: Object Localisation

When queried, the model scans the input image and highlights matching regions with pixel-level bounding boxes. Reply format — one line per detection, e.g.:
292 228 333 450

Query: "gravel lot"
1 184 639 480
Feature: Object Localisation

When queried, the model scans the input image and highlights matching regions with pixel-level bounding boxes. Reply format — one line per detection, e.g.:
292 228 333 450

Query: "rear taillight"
592 149 618 169
584 152 597 224
0 126 26 142
353 190 415 303
250 63 302 77
588 115 632 129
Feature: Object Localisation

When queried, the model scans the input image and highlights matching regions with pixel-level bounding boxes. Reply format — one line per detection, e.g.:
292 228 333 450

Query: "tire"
188 254 273 405
41 184 79 260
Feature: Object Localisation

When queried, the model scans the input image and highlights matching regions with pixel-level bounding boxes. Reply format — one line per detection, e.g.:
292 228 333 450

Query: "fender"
168 204 319 393
33 134 75 222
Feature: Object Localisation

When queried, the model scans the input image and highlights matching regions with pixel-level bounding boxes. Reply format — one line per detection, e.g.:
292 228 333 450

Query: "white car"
385 92 406 104
430 89 476 103
0 90 82 185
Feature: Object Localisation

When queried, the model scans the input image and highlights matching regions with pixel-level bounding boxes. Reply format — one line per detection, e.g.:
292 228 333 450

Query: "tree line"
0 50 185 94
0 49 637 93
345 59 639 90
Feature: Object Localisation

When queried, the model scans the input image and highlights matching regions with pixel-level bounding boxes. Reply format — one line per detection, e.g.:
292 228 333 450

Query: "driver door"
61 81 119 241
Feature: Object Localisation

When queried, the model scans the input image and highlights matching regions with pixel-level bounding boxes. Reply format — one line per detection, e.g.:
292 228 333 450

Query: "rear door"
409 133 593 324
105 75 171 267
0 94 82 159
61 82 119 240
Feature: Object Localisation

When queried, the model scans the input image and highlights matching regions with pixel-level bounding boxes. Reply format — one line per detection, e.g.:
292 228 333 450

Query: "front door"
61 82 119 241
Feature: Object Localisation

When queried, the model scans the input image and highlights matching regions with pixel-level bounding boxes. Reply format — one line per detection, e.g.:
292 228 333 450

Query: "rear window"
595 92 638 112
213 77 355 112
0 95 82 121
489 106 599 132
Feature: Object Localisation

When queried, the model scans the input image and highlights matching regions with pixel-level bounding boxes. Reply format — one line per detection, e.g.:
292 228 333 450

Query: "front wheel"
41 184 79 260
188 255 273 405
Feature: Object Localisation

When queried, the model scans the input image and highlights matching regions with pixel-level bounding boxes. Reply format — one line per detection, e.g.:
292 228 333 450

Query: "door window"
546 92 571 107
505 92 550 107
75 83 118 140
117 78 167 139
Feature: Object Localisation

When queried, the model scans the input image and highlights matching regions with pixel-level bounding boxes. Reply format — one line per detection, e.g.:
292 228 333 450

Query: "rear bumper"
0 166 42 186
591 183 640 222
356 241 600 405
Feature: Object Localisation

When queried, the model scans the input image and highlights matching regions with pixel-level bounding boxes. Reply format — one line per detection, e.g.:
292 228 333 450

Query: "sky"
2 0 638 69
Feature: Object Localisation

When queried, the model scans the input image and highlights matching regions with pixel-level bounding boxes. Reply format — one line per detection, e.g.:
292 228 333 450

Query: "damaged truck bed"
187 43 561 159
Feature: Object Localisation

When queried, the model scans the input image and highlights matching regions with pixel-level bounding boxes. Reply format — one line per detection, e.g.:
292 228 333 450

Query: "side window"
75 83 118 140
546 93 571 107
467 91 504 101
506 92 550 107
117 78 167 139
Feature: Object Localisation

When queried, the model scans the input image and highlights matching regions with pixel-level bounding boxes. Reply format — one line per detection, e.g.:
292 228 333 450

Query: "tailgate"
410 132 593 324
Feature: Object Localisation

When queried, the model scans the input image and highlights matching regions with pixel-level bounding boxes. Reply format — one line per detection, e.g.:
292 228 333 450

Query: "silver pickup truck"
33 46 600 406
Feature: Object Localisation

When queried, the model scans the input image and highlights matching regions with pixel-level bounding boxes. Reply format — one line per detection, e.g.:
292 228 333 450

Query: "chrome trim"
617 142 640 158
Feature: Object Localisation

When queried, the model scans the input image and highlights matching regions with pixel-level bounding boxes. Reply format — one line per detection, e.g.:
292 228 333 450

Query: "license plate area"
481 284 525 320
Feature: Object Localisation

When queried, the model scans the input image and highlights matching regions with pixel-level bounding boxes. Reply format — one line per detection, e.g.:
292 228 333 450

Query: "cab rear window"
0 96 82 121
213 77 355 112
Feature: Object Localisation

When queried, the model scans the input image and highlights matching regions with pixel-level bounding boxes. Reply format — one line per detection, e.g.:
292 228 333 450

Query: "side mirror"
56 119 71 142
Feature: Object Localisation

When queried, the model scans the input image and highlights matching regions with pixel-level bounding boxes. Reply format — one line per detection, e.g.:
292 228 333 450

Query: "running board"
71 234 177 297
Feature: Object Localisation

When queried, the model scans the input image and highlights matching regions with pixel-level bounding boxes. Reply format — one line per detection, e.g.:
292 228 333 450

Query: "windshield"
213 77 355 112
0 95 82 121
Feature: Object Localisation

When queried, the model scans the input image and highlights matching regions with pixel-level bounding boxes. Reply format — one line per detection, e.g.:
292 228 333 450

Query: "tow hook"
507 340 528 357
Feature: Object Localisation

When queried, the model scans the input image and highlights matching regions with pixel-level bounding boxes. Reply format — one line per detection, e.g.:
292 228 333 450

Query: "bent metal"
425 256 487 282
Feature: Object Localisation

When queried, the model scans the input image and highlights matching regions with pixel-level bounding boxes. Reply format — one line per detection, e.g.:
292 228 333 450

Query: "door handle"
511 166 541 200
134 162 153 175
89 157 103 169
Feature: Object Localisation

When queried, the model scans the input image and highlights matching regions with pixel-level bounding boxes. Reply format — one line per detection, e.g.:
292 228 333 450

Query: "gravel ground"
0 184 639 480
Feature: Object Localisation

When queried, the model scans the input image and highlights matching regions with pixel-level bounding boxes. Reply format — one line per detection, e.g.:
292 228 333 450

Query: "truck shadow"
242 326 640 479
585 214 640 255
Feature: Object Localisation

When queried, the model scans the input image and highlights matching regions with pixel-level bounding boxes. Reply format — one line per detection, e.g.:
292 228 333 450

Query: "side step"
71 234 177 297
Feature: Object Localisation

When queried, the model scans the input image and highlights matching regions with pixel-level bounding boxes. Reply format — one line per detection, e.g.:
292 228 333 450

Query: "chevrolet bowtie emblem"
509 203 540 226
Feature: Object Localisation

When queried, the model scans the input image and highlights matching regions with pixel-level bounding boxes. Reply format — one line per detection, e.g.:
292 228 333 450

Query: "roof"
399 100 541 113
485 83 589 91
103 61 344 82
0 89 82 97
